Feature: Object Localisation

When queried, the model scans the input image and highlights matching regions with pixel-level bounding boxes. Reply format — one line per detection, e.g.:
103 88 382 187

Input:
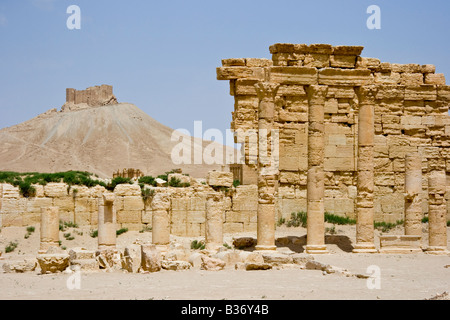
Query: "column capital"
254 81 280 101
307 85 328 104
357 85 378 104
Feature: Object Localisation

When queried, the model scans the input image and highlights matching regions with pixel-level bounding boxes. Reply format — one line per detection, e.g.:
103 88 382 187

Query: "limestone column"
254 81 279 251
39 206 60 253
98 193 116 250
305 85 328 254
426 158 448 254
151 192 171 246
404 153 423 236
205 192 224 251
353 86 377 253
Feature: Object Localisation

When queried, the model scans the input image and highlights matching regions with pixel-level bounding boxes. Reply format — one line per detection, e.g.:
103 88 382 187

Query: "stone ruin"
217 43 449 254
61 84 118 112
1 43 449 275
113 168 144 179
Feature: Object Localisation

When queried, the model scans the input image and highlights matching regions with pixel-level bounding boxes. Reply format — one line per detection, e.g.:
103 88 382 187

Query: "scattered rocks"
200 255 226 271
161 260 191 271
2 259 37 273
96 248 122 272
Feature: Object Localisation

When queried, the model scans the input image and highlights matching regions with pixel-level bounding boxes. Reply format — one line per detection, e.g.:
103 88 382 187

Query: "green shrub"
116 228 128 236
374 220 404 232
139 226 152 233
277 217 286 227
233 180 241 188
168 177 181 187
286 211 307 228
18 181 36 198
141 187 155 204
324 212 356 225
26 226 35 233
138 176 157 187
106 176 132 191
191 240 205 250
90 229 98 238
5 241 18 253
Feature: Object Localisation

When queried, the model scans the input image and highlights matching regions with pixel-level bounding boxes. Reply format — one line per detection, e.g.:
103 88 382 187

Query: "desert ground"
0 222 449 300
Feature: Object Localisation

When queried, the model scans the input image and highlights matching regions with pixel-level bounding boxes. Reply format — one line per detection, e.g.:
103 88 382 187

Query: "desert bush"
191 240 205 250
116 228 128 236
5 241 18 253
138 176 157 187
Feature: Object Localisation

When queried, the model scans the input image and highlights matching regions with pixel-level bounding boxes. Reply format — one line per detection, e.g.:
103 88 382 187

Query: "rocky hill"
0 102 237 178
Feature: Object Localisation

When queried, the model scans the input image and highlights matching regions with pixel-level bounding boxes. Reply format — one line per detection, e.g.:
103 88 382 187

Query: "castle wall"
217 44 450 223
65 85 116 107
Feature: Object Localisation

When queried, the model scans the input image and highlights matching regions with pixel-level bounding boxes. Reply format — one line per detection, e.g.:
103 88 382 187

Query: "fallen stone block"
305 260 334 273
96 248 123 272
2 259 37 273
243 262 272 271
69 247 98 272
200 255 226 271
37 254 70 274
161 260 191 271
232 237 257 249
140 244 161 273
207 171 233 187
261 252 294 266
122 244 141 273
379 235 422 254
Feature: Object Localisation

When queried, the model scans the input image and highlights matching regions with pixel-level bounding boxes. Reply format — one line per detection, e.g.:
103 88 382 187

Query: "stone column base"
425 246 449 255
305 245 329 254
255 245 277 251
353 243 378 253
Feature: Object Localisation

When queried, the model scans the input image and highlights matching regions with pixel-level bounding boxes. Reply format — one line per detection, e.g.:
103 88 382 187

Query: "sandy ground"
0 222 449 300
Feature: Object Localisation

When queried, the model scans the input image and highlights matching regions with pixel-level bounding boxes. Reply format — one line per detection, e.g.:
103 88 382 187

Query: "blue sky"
0 0 449 139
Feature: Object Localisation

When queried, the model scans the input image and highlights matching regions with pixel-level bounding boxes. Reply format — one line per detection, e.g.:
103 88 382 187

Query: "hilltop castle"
61 85 118 111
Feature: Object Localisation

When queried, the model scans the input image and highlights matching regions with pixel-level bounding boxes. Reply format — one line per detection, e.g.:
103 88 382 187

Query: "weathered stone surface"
37 254 70 274
200 255 226 271
207 171 233 187
261 252 294 266
140 244 161 272
95 249 122 271
161 260 191 271
2 259 37 273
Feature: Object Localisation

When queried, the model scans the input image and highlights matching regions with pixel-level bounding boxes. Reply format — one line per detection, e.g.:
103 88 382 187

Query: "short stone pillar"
354 86 377 253
205 192 224 251
404 153 423 236
39 206 60 253
305 85 328 254
254 81 280 251
151 193 171 246
97 193 116 250
426 159 448 254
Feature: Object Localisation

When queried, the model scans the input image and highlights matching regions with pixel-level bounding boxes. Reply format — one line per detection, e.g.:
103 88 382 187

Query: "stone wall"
64 85 117 109
0 183 258 236
217 43 450 223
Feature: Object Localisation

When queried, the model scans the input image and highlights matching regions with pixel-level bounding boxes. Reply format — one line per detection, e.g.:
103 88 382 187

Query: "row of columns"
252 81 448 254
38 191 226 253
